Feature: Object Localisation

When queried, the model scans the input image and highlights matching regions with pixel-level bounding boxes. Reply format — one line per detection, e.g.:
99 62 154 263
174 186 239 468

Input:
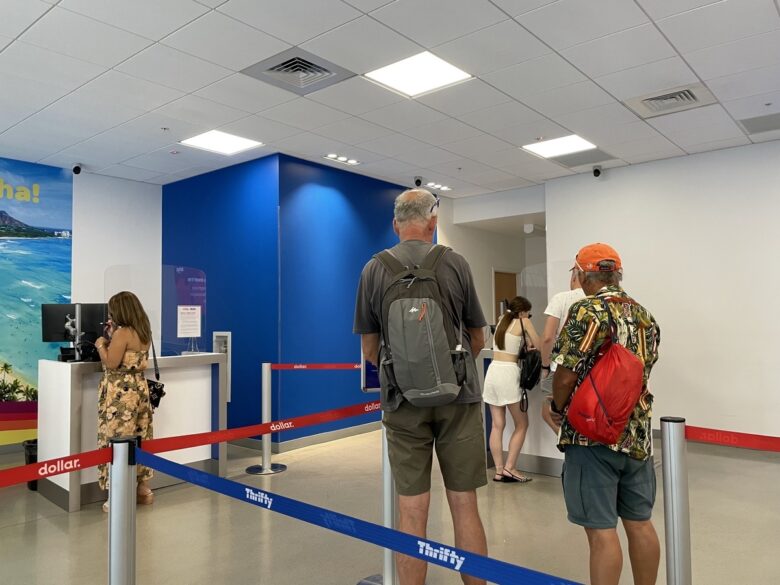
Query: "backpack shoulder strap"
374 250 406 276
420 244 450 271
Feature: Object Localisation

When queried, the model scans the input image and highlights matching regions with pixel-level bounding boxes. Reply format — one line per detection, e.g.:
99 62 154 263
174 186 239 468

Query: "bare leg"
397 493 431 585
622 519 660 585
487 404 506 477
585 527 623 585
503 402 529 476
446 489 487 585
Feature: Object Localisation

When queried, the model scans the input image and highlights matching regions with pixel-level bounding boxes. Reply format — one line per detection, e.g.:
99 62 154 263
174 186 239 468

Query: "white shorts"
482 361 522 406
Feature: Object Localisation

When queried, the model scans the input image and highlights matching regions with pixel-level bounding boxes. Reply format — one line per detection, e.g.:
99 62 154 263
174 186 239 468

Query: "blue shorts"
562 445 656 529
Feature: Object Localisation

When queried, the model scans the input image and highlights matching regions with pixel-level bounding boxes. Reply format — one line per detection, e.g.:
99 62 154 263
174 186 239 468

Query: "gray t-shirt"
353 240 487 411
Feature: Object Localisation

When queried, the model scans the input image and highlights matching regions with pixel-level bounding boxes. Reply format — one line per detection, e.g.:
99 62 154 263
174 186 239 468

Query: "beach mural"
0 157 72 445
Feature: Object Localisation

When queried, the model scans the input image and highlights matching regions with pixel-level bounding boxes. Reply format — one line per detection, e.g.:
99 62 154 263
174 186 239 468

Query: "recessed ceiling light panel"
365 51 471 97
522 135 596 158
323 153 360 166
181 130 263 155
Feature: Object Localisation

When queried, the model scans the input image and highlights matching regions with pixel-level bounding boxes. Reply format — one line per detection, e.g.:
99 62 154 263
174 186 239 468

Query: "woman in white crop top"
482 296 541 483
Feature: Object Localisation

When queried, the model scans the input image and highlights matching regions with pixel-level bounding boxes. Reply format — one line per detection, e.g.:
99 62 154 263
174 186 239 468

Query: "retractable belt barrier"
136 448 582 585
0 400 380 489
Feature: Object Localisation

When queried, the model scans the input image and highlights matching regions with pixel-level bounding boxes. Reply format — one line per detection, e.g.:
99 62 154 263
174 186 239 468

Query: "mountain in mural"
0 210 54 237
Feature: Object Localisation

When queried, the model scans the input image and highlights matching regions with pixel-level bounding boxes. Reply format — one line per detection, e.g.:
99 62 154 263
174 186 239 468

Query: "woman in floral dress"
94 291 154 510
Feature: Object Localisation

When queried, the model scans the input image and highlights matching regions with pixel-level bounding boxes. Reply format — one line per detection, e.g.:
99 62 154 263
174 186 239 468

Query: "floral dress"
97 349 154 490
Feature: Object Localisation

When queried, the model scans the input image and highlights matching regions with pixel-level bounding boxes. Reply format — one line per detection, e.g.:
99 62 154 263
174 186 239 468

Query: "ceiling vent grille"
241 48 355 96
624 83 717 119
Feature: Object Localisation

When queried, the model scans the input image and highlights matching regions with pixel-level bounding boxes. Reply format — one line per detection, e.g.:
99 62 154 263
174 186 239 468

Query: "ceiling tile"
683 135 751 154
556 102 639 132
356 133 430 157
490 0 559 17
576 121 664 148
516 0 648 51
155 95 247 128
482 54 586 100
505 159 573 182
647 104 746 147
0 140 63 163
489 118 571 147
0 74 76 131
116 44 232 93
0 114 94 155
442 134 516 158
705 62 780 102
342 0 395 11
272 132 362 160
432 20 550 76
657 0 780 54
259 98 352 130
356 158 418 180
308 77 404 115
750 128 780 143
20 7 151 68
98 164 164 181
0 0 50 38
595 57 699 100
111 112 211 147
72 70 184 113
467 147 541 169
359 100 448 131
621 149 687 164
636 0 722 20
418 79 511 117
123 148 212 173
372 0 506 48
301 16 422 74
0 35 11 51
194 0 229 7
403 118 482 146
219 115 303 143
605 134 684 158
0 41 104 93
467 167 520 185
561 24 677 79
476 176 536 191
685 29 780 80
218 0 361 45
394 146 463 166
458 101 545 132
313 117 394 144
38 134 156 169
27 93 142 138
162 11 290 70
59 0 209 41
520 81 614 118
722 90 780 120
195 74 298 113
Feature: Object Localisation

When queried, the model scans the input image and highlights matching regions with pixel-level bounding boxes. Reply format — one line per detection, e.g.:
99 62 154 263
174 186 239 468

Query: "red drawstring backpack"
567 298 645 445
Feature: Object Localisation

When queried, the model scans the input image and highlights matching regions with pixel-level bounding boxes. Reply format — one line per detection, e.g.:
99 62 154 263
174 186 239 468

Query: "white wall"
72 173 162 339
438 198 525 325
546 140 780 435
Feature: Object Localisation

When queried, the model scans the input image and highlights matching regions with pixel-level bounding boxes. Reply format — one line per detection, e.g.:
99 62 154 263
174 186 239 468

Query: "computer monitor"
41 303 77 342
79 303 108 341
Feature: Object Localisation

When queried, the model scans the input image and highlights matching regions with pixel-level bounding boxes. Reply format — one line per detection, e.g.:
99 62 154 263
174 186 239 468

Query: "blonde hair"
108 291 151 346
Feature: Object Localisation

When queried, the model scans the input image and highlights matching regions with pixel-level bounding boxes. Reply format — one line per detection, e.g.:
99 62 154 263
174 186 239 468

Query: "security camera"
72 164 83 175
414 176 422 187
592 165 602 178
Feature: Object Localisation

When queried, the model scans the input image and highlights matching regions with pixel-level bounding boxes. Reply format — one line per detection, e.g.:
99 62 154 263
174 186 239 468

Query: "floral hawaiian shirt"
551 285 660 460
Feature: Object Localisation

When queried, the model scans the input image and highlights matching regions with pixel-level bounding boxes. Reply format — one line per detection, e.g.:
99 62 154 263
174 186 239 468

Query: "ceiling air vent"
624 83 717 119
241 48 355 96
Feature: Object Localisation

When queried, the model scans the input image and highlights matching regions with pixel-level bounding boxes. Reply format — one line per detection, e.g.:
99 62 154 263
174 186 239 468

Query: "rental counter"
37 352 227 512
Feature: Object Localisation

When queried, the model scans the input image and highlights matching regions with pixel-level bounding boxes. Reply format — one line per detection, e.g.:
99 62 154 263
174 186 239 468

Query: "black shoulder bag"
147 341 166 410
518 318 542 393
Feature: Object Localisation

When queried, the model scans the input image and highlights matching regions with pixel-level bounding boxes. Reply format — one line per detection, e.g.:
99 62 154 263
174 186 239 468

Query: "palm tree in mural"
8 379 22 400
0 362 11 384
20 385 38 402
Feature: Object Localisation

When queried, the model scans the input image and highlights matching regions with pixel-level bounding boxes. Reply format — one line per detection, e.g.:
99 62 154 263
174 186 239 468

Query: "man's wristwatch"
541 365 551 371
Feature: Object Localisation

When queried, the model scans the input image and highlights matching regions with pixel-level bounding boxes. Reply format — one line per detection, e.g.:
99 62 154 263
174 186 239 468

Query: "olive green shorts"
383 401 487 496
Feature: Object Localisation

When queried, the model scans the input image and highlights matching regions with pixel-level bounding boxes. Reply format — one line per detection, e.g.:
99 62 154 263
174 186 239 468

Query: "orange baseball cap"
574 243 622 272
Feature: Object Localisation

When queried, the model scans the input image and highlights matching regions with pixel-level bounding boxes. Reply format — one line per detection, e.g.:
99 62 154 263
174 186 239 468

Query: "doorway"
494 271 517 322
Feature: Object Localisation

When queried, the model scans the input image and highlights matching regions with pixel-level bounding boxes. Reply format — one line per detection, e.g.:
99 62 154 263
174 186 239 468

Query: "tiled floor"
1 433 778 584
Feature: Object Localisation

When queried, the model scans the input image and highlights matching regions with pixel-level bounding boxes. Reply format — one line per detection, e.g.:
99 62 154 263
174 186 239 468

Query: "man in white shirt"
539 269 585 432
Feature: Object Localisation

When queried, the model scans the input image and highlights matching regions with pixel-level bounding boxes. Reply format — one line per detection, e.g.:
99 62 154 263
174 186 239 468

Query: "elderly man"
551 243 661 585
354 188 488 585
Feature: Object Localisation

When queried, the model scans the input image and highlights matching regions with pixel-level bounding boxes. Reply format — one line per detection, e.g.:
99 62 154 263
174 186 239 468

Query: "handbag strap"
150 339 160 381
518 316 528 357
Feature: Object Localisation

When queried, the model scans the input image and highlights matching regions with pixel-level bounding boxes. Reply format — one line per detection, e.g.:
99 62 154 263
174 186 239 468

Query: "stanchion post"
661 416 692 585
382 426 398 585
108 437 137 585
246 362 286 476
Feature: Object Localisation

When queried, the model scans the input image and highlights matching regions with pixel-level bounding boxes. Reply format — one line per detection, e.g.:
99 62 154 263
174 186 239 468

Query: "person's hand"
95 337 106 350
541 369 550 380
550 411 563 427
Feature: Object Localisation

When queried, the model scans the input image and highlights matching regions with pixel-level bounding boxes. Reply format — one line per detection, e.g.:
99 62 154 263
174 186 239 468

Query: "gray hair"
578 269 622 287
393 188 438 227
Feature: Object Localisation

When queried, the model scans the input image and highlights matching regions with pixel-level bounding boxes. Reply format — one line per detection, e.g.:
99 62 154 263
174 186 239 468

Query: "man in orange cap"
550 243 661 585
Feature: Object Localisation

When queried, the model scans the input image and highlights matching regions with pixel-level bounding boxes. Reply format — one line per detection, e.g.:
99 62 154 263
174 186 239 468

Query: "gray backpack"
375 245 468 407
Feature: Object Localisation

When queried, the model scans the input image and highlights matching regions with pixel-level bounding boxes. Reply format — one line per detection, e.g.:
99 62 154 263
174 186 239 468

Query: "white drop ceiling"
1 0 779 198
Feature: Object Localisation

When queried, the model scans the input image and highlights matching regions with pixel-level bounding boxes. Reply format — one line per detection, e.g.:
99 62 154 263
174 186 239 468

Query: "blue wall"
276 155 399 440
162 154 280 430
162 153 402 441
